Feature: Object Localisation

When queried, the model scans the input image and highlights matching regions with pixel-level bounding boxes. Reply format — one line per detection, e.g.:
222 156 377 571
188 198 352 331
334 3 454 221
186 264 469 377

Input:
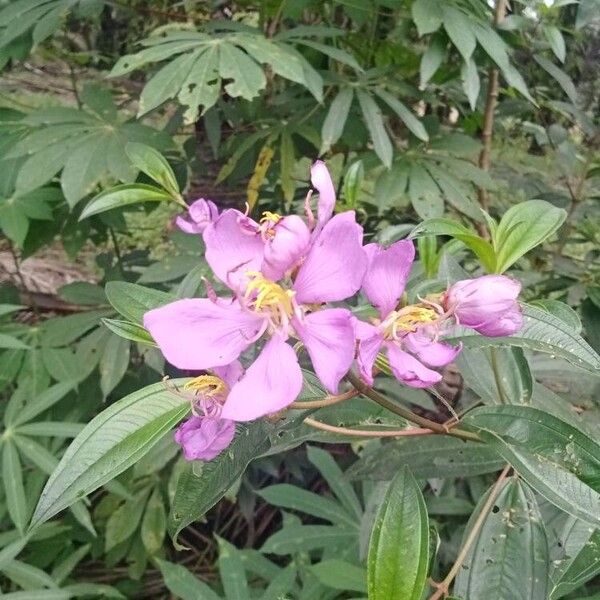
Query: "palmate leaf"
5 84 173 207
111 29 323 123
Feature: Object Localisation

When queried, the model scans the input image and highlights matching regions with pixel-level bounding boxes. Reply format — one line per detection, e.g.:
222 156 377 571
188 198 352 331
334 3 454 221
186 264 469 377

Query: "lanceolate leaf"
321 87 354 154
465 406 600 526
104 281 176 324
446 304 600 375
31 380 191 528
454 479 549 600
367 466 429 600
356 90 392 168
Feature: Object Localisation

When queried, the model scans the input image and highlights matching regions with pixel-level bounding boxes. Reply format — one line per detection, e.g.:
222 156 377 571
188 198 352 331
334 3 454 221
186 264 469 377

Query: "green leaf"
11 381 75 427
218 537 250 600
374 162 409 209
346 436 504 481
544 25 566 63
80 184 173 220
529 299 582 333
408 163 443 220
102 319 155 345
219 42 266 101
320 87 353 154
464 405 600 526
356 90 392 168
533 55 578 104
99 335 130 396
310 560 367 593
456 347 533 405
105 489 149 551
156 559 221 600
0 333 29 349
420 35 445 86
258 484 357 528
307 446 362 519
454 479 549 599
141 487 166 555
442 6 476 62
178 46 221 122
104 281 176 324
39 310 111 347
57 282 106 306
461 57 480 110
261 524 355 555
446 304 600 375
375 90 429 142
412 0 443 35
30 379 191 528
2 441 28 533
168 422 271 544
368 466 429 600
125 143 180 198
493 200 567 273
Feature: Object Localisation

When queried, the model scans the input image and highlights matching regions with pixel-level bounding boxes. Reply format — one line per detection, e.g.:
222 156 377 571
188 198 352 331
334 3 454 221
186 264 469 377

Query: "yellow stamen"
260 211 282 225
183 375 228 397
383 305 438 339
245 272 295 324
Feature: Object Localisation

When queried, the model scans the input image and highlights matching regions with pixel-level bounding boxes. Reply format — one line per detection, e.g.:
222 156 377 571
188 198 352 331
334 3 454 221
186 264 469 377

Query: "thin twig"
346 372 481 443
429 465 511 599
108 228 125 278
303 417 434 438
289 388 358 409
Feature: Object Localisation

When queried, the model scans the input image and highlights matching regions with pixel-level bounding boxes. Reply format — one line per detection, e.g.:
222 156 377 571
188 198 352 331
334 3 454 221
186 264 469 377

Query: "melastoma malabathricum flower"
145 162 367 422
175 198 219 234
355 240 462 388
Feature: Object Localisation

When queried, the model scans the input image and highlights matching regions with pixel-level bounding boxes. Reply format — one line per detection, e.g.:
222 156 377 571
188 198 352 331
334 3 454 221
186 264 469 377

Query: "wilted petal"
354 319 384 386
174 415 235 461
294 308 355 393
221 336 303 421
262 215 311 281
144 298 266 369
386 342 442 388
311 160 336 226
204 209 264 291
446 275 521 328
404 333 461 368
475 304 523 337
362 240 415 317
176 198 219 234
293 212 367 304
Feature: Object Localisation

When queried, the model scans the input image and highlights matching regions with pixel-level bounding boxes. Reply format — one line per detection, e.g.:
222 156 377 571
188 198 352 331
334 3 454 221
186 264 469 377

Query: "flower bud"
173 415 235 461
445 275 521 329
176 198 219 234
475 306 523 337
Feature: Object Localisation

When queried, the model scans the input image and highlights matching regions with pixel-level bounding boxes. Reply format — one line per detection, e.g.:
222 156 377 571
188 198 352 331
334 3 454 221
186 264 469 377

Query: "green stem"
346 372 481 443
489 347 507 404
109 227 125 278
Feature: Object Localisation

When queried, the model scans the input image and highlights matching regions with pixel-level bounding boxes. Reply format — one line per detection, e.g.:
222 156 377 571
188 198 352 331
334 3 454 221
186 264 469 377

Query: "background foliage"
0 0 599 598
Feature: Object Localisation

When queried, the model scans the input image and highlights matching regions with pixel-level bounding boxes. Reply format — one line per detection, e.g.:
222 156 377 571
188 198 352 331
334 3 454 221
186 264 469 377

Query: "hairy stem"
290 388 358 409
303 418 434 438
429 465 511 599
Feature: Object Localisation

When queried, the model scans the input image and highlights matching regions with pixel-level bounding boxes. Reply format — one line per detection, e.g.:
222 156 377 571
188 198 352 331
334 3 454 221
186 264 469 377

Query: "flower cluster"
145 162 523 461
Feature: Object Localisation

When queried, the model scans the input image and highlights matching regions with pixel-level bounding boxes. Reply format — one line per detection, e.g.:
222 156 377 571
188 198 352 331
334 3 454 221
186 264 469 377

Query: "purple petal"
262 215 311 281
144 298 266 369
174 415 235 461
221 336 303 421
354 319 384 386
293 212 367 304
204 209 264 291
176 199 219 234
212 360 244 388
446 275 521 327
311 160 336 226
404 333 462 368
385 342 442 388
475 304 523 337
362 240 415 318
294 308 355 393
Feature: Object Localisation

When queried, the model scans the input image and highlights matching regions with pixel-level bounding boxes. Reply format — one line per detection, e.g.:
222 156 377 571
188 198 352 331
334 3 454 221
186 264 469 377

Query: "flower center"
259 211 282 239
382 305 438 340
245 272 296 327
183 375 228 397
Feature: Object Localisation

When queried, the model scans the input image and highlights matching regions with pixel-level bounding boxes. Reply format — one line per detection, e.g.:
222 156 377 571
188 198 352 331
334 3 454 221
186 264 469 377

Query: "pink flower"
174 416 235 461
173 361 242 461
355 240 461 388
203 161 343 292
176 198 219 234
444 275 522 337
144 211 367 421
